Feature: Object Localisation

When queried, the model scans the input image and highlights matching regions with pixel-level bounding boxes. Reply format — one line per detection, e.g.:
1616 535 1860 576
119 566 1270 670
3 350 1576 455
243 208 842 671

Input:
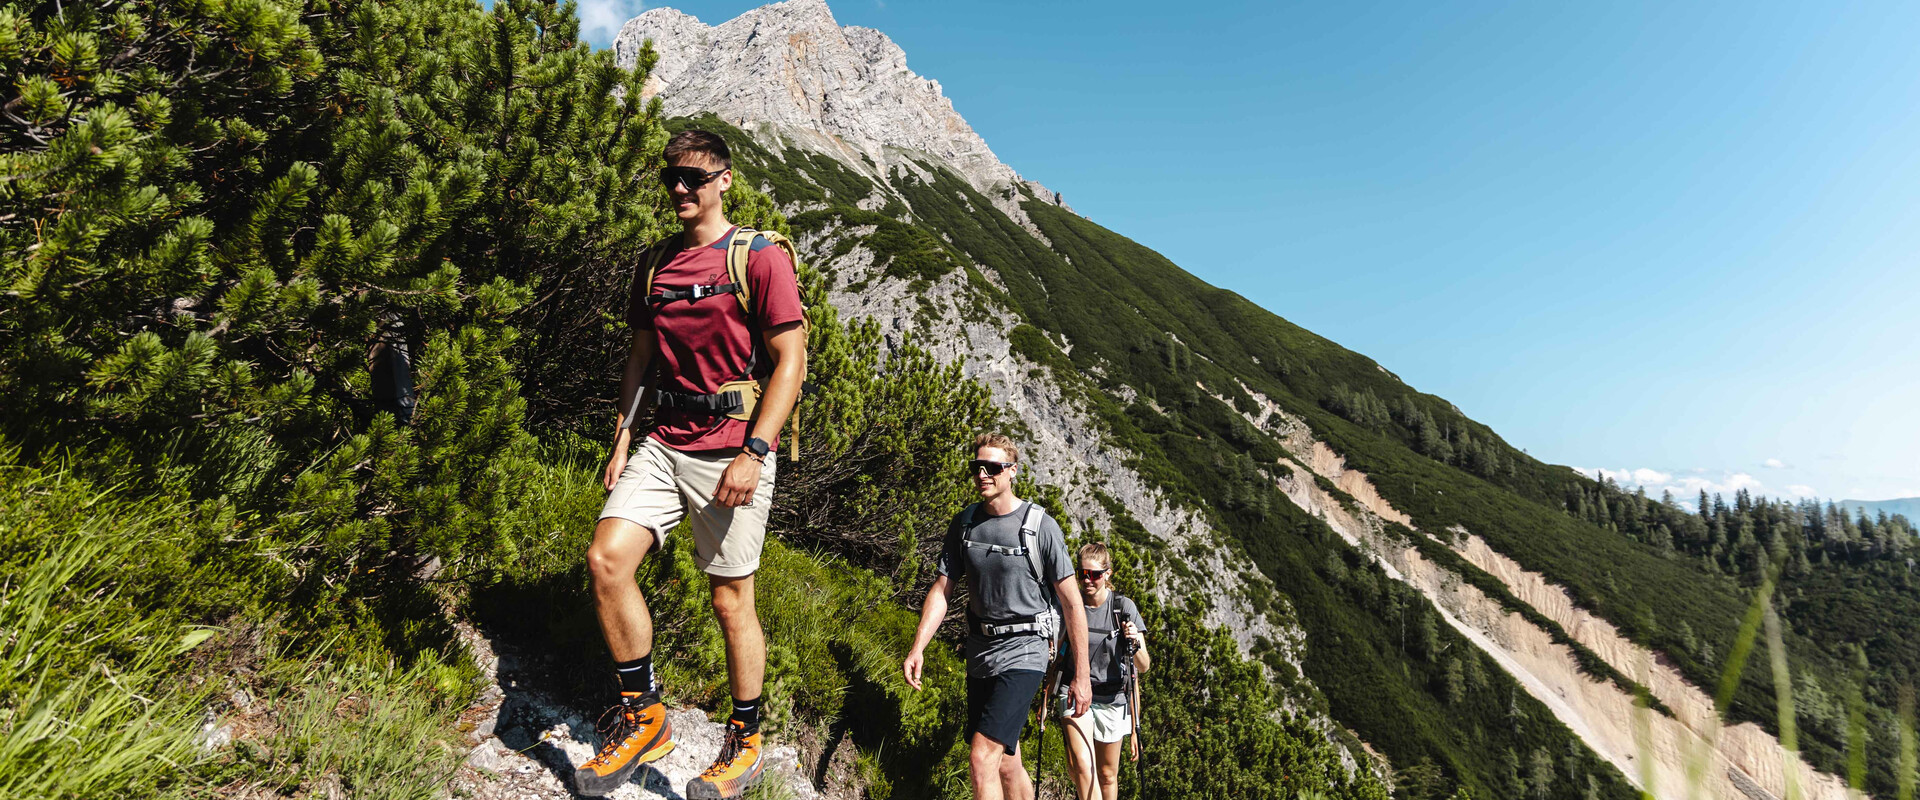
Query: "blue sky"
579 1 1920 503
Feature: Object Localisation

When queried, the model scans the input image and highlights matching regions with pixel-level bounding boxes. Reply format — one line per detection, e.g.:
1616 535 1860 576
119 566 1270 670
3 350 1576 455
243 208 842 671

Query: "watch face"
747 437 770 456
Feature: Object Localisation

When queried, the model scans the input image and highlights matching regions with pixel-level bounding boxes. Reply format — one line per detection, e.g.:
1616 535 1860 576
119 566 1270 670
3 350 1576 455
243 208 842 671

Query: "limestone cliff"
612 0 1068 213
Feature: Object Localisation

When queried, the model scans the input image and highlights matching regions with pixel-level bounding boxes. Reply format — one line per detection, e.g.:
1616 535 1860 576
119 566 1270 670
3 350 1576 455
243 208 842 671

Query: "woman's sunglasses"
969 459 1015 477
659 165 726 190
1080 568 1109 581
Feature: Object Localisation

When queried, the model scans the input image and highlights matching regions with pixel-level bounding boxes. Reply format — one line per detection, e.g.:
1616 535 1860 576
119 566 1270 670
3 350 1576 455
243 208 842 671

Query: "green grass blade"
1684 566 1777 796
1634 648 1658 800
1763 601 1800 800
1899 685 1915 800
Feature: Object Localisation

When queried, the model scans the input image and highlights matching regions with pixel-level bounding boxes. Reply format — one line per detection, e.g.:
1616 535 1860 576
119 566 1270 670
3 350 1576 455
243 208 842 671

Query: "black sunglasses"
1080 568 1109 581
659 165 726 190
969 459 1015 477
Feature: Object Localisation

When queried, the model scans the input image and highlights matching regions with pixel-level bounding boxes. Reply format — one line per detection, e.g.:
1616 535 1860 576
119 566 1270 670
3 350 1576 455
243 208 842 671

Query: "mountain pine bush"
0 0 671 606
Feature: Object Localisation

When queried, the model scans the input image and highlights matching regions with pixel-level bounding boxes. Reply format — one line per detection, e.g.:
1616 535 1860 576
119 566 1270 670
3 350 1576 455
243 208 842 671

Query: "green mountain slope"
686 114 1645 799
680 91 1915 793
986 174 1910 795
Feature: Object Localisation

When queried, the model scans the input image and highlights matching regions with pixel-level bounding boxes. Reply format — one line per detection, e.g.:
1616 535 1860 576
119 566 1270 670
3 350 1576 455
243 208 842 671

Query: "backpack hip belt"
973 615 1055 638
652 379 766 421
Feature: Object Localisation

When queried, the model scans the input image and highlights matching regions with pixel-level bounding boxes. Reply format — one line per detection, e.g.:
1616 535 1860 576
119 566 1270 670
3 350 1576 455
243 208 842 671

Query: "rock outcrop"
612 0 1068 213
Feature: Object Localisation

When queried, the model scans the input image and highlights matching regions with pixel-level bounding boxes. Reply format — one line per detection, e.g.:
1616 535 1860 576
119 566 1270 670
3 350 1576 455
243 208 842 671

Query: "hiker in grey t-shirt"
1055 542 1150 800
904 434 1090 800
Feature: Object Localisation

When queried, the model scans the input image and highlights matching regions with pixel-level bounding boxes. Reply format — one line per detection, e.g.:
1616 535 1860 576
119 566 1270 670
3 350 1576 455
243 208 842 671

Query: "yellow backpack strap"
725 228 811 461
764 232 804 328
641 238 676 302
757 231 809 460
725 227 759 317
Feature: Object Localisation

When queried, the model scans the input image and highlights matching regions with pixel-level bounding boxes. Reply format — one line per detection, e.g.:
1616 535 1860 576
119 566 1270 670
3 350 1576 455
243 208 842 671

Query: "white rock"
466 739 509 773
195 719 233 754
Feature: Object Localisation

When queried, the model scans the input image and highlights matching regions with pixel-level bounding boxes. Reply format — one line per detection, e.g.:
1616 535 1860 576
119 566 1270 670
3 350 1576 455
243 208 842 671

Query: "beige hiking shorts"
599 437 776 578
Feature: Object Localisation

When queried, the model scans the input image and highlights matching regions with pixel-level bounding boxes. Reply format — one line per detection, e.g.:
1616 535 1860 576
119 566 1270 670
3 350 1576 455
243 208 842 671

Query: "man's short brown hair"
971 432 1019 464
1078 542 1111 570
664 129 731 170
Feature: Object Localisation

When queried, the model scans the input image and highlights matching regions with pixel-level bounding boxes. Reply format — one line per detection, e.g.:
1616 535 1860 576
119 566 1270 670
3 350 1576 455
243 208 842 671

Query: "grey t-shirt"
935 501 1073 678
1060 592 1142 703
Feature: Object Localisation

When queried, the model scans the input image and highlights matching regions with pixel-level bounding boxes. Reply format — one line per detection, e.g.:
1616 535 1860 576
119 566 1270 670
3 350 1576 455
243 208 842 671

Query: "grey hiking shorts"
600 437 776 577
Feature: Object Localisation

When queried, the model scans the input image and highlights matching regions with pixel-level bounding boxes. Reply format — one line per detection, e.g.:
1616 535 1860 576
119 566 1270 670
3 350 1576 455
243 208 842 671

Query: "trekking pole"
1127 668 1141 762
1037 704 1048 798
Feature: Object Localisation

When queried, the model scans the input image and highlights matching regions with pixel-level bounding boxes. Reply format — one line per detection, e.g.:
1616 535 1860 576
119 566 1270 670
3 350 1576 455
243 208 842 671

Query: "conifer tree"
0 0 669 596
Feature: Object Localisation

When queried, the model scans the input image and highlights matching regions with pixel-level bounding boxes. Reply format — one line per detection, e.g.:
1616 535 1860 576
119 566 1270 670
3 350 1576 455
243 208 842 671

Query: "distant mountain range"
1837 497 1920 521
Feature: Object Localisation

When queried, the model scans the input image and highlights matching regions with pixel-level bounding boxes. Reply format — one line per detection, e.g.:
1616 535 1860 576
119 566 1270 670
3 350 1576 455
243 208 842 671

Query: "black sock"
728 695 761 731
614 654 656 696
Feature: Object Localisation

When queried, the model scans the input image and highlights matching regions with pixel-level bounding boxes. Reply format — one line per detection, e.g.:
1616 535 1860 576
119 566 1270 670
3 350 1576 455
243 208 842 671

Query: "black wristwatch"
744 437 771 458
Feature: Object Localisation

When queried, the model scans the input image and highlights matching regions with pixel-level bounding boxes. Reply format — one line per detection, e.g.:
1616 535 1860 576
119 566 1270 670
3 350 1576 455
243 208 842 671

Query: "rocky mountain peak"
612 0 1066 208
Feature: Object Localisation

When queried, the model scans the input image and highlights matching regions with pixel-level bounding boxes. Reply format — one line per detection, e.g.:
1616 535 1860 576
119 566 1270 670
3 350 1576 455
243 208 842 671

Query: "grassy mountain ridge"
969 142 1907 794
1020 166 1912 795
683 71 1913 790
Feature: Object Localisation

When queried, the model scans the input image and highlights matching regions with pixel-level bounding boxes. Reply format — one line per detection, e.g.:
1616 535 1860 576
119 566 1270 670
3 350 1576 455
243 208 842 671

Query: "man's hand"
713 452 761 507
902 649 926 690
1068 673 1091 717
603 428 633 491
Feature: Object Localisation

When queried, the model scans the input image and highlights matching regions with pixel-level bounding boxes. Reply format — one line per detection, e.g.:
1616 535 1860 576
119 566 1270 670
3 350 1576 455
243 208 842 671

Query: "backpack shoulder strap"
960 502 983 532
724 227 760 316
1109 593 1132 631
1019 502 1052 592
641 237 678 301
724 228 805 322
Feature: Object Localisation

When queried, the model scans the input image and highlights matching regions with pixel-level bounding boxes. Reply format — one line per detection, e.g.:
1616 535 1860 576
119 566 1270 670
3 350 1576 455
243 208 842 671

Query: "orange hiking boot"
686 720 766 799
574 692 674 797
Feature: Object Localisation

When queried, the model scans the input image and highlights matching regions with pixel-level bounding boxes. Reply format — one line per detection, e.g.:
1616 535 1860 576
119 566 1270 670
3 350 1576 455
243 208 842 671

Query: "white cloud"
1763 458 1787 469
1571 466 1798 503
1633 467 1673 485
577 0 644 49
1575 466 1672 486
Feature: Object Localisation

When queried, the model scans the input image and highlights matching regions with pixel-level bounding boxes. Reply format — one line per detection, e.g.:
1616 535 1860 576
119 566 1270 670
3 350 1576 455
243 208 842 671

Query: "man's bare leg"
997 739 1034 800
710 573 765 701
969 733 1007 800
588 518 657 661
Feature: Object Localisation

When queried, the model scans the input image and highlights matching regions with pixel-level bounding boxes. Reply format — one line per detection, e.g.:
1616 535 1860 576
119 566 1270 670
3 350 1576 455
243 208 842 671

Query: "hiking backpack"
632 227 810 459
960 501 1062 648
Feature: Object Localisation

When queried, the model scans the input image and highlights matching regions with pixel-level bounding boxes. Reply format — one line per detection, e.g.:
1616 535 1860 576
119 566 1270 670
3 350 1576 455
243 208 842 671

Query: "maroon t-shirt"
627 227 805 452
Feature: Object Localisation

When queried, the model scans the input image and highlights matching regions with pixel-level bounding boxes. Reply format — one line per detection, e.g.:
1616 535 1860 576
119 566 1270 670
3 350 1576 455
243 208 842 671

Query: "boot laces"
585 702 644 766
703 724 751 777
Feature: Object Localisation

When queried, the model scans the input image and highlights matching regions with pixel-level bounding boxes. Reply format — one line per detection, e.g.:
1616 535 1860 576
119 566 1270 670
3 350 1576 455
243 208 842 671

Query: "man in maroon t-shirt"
574 130 807 800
